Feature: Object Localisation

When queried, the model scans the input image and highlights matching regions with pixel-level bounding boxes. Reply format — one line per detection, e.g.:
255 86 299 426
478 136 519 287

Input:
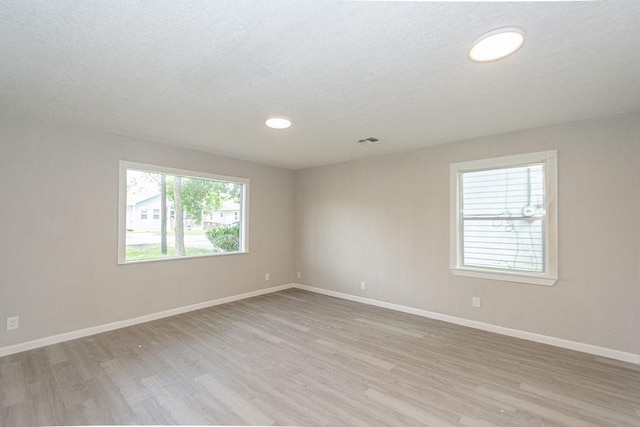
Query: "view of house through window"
120 162 248 263
461 164 545 272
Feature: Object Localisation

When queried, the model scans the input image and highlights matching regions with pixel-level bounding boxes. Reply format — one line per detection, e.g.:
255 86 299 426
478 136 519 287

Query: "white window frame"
118 161 250 265
450 150 558 286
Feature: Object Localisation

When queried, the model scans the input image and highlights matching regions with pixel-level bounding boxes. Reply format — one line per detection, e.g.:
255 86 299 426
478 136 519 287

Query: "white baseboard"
0 283 294 358
3 282 638 365
293 284 640 365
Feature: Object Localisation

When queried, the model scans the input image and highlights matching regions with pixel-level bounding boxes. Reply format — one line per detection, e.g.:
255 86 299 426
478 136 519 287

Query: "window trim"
449 150 558 286
118 160 250 265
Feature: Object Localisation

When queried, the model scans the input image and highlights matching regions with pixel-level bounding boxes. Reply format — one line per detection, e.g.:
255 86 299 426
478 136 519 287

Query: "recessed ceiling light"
265 116 292 129
469 27 524 63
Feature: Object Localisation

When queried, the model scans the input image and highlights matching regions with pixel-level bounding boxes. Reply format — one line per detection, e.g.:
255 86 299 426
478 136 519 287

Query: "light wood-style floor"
1 289 639 426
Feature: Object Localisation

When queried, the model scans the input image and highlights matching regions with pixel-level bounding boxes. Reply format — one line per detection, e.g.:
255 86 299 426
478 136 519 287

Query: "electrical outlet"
296 272 301 279
360 281 366 290
265 273 270 281
472 297 481 308
6 316 19 331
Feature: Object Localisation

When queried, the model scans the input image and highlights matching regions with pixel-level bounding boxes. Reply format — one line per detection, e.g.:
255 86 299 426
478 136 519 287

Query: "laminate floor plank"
1 288 639 426
0 360 27 408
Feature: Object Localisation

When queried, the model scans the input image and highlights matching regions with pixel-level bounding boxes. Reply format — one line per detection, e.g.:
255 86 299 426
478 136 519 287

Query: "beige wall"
0 118 295 347
294 112 640 354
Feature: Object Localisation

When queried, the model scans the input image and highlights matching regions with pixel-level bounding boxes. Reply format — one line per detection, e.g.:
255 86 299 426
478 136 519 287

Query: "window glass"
119 162 249 264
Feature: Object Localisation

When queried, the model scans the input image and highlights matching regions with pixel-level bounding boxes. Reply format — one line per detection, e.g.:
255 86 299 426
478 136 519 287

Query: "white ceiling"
1 0 639 169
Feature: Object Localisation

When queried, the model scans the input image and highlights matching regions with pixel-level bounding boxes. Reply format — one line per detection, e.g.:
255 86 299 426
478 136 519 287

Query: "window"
450 150 557 286
118 161 249 264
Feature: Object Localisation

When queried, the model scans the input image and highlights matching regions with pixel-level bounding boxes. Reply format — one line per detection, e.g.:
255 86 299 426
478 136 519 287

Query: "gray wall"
2 112 639 355
294 112 640 354
0 118 295 347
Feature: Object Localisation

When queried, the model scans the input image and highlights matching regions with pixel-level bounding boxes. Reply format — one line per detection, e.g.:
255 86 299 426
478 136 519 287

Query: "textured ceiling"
1 0 639 169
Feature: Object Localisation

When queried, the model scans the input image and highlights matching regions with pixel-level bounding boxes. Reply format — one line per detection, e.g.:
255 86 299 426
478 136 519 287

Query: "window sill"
118 251 249 265
450 267 557 287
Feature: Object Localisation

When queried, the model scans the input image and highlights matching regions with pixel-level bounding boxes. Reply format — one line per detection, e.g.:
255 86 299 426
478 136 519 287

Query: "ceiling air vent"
357 137 381 146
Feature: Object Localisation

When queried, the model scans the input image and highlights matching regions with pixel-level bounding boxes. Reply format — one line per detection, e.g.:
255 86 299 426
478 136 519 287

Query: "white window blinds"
460 164 545 273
